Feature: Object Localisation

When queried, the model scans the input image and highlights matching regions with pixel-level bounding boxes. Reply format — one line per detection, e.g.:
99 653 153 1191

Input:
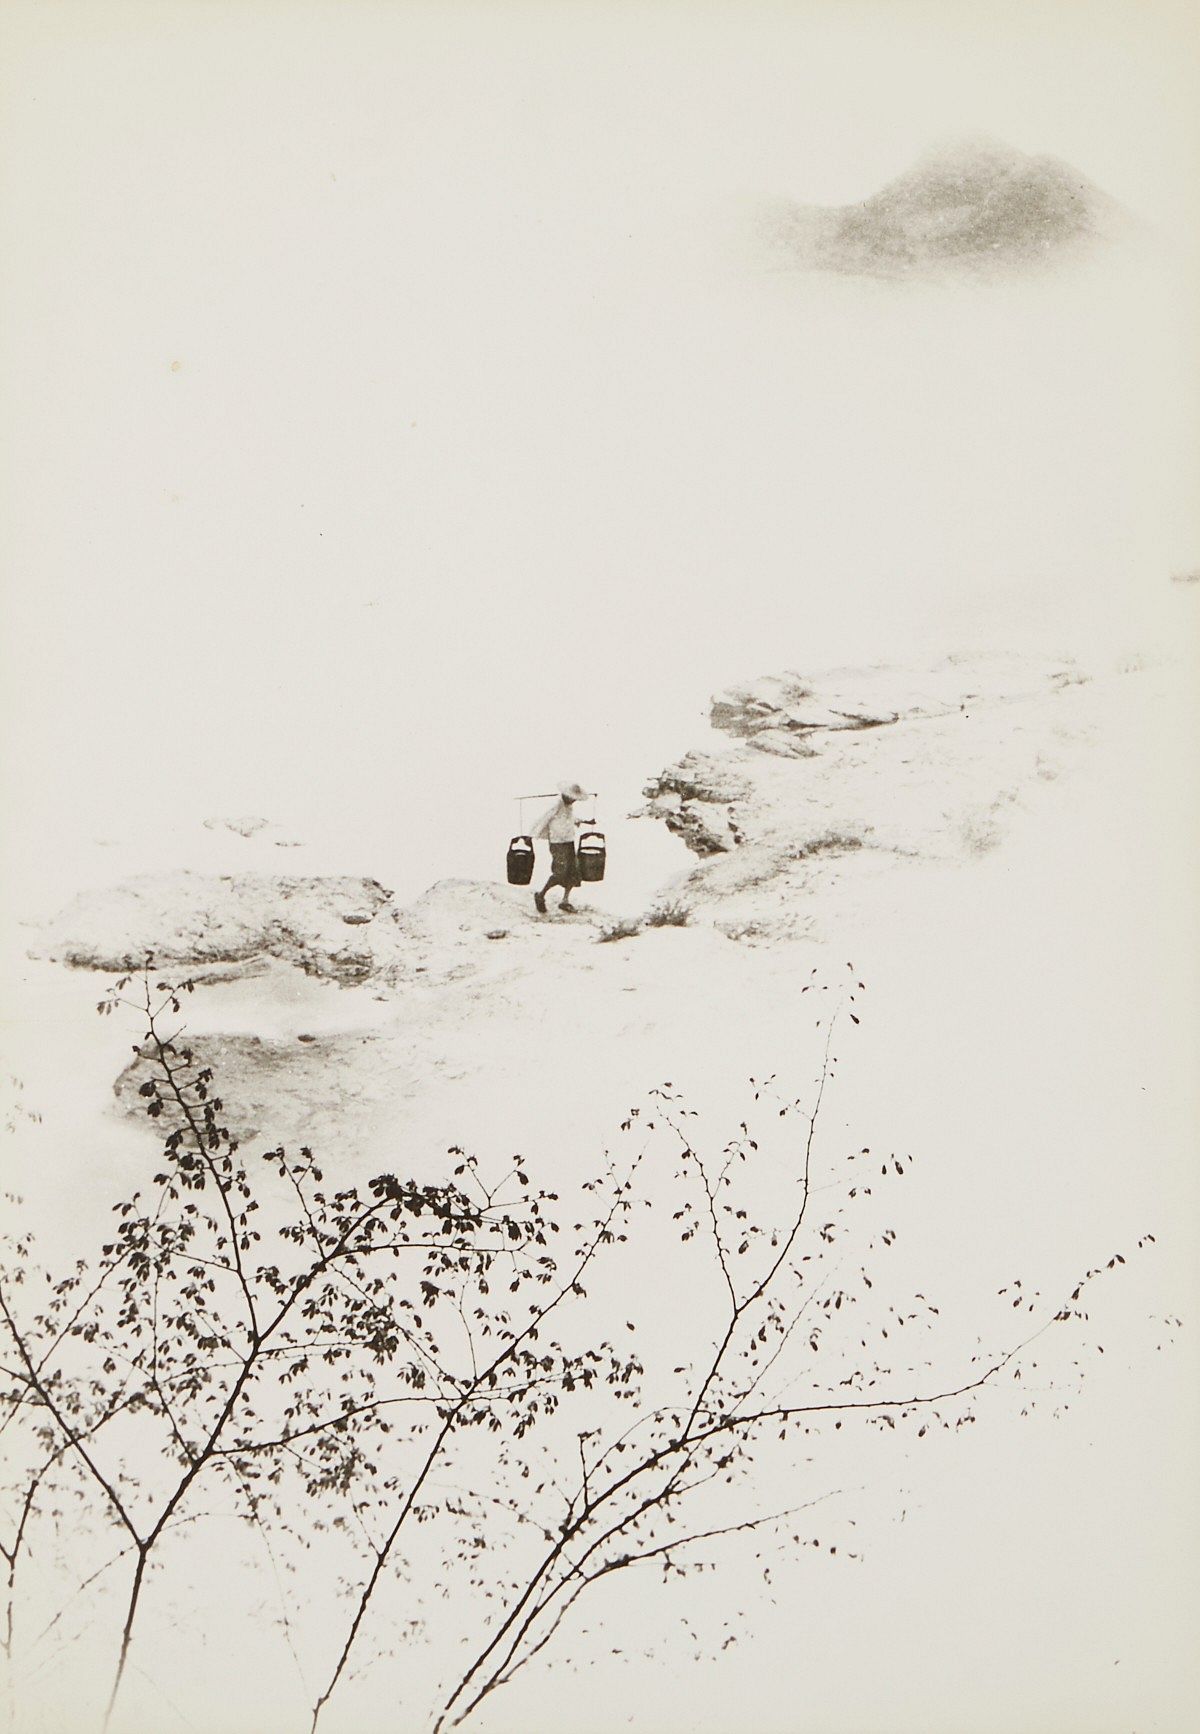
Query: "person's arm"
531 802 558 840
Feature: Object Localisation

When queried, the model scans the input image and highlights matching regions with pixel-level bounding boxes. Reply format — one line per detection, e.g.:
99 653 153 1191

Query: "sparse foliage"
0 966 1159 1734
644 901 692 929
596 917 643 944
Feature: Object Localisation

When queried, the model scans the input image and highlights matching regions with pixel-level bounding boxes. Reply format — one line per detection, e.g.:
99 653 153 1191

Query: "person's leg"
559 845 579 910
537 848 566 914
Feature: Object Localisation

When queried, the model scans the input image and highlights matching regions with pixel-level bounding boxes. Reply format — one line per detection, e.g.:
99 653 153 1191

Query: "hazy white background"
1 4 1198 1732
1 0 1198 915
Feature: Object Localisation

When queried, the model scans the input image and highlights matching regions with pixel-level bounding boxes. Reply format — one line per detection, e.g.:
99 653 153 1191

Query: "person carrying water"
532 782 594 914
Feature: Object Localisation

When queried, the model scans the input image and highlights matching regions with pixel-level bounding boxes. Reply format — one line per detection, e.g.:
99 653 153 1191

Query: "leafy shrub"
644 900 691 928
0 967 1154 1734
596 917 642 943
788 832 863 860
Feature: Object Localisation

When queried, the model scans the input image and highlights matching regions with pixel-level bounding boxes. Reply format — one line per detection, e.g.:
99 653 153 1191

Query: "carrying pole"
514 792 600 835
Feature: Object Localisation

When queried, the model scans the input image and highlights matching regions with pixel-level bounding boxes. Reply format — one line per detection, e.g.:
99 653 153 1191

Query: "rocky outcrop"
763 137 1126 278
711 673 902 745
30 654 1115 1177
34 872 396 984
99 879 649 1162
707 660 1087 753
639 753 753 855
640 655 1097 935
113 1027 409 1149
36 660 1098 992
38 654 1105 1000
32 869 623 1005
202 816 303 847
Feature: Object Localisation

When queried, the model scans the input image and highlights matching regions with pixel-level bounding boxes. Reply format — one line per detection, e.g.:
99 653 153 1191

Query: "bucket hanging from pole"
506 835 535 885
577 829 606 883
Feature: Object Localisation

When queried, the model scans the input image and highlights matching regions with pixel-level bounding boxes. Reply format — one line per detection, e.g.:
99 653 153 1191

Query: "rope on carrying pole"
513 793 599 828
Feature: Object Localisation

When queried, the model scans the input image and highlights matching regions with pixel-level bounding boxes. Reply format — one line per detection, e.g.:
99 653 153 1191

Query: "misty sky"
2 0 1197 900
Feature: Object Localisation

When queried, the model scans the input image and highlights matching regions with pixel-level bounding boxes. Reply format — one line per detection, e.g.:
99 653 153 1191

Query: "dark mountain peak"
766 136 1126 279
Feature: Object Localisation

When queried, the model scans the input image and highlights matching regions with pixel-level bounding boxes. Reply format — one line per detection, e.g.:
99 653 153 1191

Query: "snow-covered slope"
638 653 1097 940
23 654 1144 1167
7 648 1197 1734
